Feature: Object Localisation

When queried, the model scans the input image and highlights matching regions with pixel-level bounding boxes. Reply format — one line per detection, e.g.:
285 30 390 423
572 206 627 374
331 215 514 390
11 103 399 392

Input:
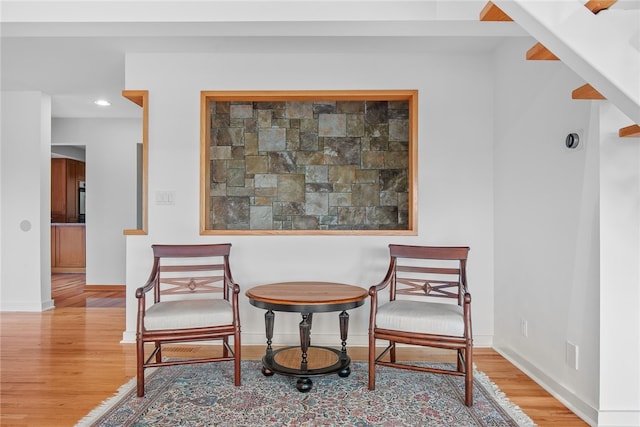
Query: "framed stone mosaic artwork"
200 90 417 235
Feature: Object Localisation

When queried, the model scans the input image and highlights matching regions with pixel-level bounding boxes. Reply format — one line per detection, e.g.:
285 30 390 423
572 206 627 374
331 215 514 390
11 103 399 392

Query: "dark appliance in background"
78 181 86 223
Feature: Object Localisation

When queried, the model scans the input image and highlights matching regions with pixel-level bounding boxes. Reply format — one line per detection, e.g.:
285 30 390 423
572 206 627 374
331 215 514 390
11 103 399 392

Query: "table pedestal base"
261 346 351 392
247 283 367 393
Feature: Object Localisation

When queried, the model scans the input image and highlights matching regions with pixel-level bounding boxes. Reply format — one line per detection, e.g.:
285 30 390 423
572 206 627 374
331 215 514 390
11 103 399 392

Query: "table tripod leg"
297 312 313 392
262 310 275 377
265 310 275 353
338 310 351 377
299 313 311 369
339 310 349 352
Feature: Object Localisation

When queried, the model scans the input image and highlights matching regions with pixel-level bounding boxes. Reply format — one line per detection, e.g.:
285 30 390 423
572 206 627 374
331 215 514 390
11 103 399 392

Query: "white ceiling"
1 1 532 118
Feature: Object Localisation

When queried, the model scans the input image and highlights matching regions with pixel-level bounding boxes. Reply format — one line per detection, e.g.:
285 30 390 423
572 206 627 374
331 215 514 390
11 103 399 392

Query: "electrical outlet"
520 319 528 337
566 341 579 370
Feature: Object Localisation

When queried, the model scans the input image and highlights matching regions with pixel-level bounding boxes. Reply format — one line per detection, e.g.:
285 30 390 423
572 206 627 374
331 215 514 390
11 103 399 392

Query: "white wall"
123 51 496 348
0 91 54 311
598 103 640 427
493 38 601 424
52 118 140 285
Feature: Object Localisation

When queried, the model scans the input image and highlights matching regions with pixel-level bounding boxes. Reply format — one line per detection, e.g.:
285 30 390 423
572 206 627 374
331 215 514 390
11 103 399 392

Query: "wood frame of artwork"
200 90 418 235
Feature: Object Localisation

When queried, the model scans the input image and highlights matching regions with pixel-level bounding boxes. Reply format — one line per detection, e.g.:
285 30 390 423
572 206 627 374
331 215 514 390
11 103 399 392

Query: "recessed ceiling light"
94 99 111 107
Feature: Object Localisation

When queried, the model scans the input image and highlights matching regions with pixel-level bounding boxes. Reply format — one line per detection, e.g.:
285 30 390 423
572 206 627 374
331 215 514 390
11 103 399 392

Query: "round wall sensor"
565 133 580 149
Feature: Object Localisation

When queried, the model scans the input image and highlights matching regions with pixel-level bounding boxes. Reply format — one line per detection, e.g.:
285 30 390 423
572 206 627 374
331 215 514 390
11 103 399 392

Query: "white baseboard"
42 299 55 311
493 344 597 426
121 330 136 343
0 299 55 312
597 410 640 427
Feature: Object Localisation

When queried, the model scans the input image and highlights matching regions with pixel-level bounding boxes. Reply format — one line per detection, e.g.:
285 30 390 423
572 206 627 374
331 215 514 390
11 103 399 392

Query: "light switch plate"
155 190 175 205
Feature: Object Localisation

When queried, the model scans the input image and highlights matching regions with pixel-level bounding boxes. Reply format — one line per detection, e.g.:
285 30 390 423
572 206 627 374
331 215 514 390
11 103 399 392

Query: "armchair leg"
368 332 376 390
136 337 145 397
464 347 473 407
234 332 241 386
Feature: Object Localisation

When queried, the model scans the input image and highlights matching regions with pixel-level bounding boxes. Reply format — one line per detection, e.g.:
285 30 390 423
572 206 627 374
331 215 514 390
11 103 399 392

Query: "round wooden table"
246 281 368 392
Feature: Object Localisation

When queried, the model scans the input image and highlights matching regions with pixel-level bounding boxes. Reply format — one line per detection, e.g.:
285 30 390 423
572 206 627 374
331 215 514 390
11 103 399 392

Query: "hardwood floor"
50 273 126 308
0 274 588 426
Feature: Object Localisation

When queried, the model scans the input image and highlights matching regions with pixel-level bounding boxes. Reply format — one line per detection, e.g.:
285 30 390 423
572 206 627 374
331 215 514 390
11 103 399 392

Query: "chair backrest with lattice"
150 244 233 303
388 244 470 305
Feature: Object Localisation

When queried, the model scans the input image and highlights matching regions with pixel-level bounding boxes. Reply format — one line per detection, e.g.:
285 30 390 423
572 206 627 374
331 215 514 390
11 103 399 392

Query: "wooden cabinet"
51 159 67 222
51 224 85 273
51 158 85 223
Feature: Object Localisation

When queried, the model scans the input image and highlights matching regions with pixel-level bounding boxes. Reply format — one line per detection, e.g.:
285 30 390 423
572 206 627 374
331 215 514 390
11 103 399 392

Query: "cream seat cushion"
376 300 464 337
144 299 233 331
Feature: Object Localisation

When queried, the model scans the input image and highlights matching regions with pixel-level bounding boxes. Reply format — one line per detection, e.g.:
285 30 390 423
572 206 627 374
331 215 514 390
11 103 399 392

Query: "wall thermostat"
565 133 580 149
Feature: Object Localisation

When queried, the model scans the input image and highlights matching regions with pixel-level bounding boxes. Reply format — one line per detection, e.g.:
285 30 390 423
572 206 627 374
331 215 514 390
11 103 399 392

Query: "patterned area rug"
77 361 536 426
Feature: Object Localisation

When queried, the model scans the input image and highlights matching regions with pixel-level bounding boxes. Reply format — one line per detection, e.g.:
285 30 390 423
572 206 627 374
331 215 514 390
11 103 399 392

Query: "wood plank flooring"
50 273 126 308
0 274 588 426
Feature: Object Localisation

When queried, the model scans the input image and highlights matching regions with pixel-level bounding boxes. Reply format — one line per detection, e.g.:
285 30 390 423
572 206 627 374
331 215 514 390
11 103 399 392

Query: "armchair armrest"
463 291 472 338
135 275 157 333
368 278 390 300
135 270 159 299
223 265 241 303
227 277 241 305
224 273 241 326
226 276 241 295
135 279 155 299
369 260 397 330
136 258 160 299
369 257 396 299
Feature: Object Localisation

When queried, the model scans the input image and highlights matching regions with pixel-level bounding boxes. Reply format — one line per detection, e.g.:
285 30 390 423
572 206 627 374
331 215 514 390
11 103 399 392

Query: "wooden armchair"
135 243 241 397
368 244 473 406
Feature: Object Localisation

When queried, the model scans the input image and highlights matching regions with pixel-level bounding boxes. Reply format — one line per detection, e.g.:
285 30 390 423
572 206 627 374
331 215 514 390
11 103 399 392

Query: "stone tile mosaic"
208 99 410 231
319 114 347 137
